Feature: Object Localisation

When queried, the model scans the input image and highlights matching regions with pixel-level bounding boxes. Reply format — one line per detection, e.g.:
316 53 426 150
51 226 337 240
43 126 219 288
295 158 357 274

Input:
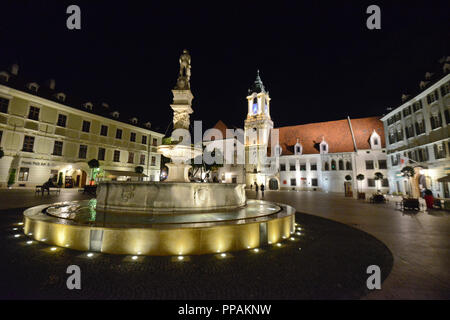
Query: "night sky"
0 1 449 134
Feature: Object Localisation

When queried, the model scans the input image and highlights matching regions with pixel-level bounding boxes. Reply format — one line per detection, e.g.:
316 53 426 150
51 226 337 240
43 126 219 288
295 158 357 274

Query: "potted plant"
356 174 365 199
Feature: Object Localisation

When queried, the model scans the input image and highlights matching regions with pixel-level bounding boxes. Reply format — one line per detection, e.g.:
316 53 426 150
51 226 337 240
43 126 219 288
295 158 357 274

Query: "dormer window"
27 82 39 93
294 140 302 155
111 111 120 119
274 144 282 157
82 102 93 110
0 71 10 82
320 139 328 154
54 92 66 102
144 122 151 129
370 130 381 149
130 117 138 125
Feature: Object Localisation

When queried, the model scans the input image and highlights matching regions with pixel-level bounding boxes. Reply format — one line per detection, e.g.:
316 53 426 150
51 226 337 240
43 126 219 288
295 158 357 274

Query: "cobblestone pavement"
249 190 450 299
0 195 392 299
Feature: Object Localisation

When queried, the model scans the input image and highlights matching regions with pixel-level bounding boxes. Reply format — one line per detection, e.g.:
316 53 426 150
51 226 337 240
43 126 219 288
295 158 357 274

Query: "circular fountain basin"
96 181 246 213
23 199 295 256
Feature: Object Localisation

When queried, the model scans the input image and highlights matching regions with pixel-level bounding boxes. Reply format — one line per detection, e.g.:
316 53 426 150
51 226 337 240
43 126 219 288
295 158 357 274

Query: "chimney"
10 64 19 76
47 79 56 90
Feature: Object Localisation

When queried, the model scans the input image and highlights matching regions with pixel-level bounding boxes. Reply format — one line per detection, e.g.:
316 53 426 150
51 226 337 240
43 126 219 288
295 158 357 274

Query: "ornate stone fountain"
21 50 295 256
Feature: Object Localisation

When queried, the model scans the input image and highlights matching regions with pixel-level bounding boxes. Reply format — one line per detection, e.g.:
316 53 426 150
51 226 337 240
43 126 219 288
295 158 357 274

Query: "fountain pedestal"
164 163 191 182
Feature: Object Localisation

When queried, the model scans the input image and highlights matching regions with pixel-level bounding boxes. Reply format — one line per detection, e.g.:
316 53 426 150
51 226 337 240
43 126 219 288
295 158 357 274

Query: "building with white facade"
0 64 164 188
242 71 389 195
380 60 450 198
203 120 246 184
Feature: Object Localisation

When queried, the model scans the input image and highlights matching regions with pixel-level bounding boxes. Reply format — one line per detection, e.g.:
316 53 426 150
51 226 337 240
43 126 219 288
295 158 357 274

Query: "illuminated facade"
242 71 389 194
0 64 164 188
381 68 450 198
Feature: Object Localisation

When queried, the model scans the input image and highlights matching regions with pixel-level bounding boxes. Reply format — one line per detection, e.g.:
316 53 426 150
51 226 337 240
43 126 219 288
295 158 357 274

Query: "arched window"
338 160 344 170
324 162 329 171
331 160 336 170
346 161 352 170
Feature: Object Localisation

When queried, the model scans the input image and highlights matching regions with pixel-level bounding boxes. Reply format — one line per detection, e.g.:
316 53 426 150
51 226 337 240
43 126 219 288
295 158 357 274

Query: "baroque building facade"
0 64 164 188
242 72 389 195
380 64 450 198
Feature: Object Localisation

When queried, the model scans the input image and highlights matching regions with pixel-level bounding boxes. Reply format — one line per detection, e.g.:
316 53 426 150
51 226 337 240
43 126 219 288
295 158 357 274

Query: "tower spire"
249 69 266 93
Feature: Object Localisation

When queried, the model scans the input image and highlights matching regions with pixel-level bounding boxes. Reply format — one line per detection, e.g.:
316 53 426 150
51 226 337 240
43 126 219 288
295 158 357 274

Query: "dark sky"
0 1 449 134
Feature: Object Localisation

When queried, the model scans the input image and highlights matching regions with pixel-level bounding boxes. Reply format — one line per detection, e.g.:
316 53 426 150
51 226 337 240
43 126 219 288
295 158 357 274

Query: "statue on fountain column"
175 49 191 90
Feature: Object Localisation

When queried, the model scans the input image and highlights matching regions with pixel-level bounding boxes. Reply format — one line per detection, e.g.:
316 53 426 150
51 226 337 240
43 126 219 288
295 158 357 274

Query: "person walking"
260 183 265 198
255 183 259 198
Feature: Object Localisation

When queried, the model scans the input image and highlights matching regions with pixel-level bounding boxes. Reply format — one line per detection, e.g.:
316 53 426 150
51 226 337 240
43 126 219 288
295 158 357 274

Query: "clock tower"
244 70 274 187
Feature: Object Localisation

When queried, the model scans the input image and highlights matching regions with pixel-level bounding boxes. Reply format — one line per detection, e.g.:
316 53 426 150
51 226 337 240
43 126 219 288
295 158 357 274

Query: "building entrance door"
344 182 353 197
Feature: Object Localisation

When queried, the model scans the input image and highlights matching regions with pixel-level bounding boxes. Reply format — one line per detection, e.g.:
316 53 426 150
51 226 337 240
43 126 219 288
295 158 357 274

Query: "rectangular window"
100 125 108 136
426 90 439 104
98 147 105 161
280 164 286 171
412 100 423 112
405 125 415 138
28 106 40 121
130 132 136 142
415 120 426 135
151 156 156 166
53 141 63 156
142 135 147 145
434 143 446 159
113 150 120 162
78 145 87 159
0 97 9 113
22 135 35 152
300 164 306 171
152 138 157 146
116 128 122 139
290 178 296 186
0 130 3 144
82 120 91 133
368 178 375 187
310 163 317 171
289 164 296 171
311 178 318 187
430 113 443 130
402 106 411 117
378 160 387 169
382 179 389 187
57 114 67 127
440 81 450 97
18 168 29 181
128 152 134 164
140 154 145 165
365 160 374 170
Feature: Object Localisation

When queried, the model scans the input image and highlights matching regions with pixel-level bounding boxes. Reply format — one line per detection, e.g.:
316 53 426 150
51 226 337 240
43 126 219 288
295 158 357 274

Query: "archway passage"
269 178 279 190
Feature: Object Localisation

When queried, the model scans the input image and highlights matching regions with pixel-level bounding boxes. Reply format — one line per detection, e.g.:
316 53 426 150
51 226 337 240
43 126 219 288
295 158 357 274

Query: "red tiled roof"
273 116 385 155
212 120 229 139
